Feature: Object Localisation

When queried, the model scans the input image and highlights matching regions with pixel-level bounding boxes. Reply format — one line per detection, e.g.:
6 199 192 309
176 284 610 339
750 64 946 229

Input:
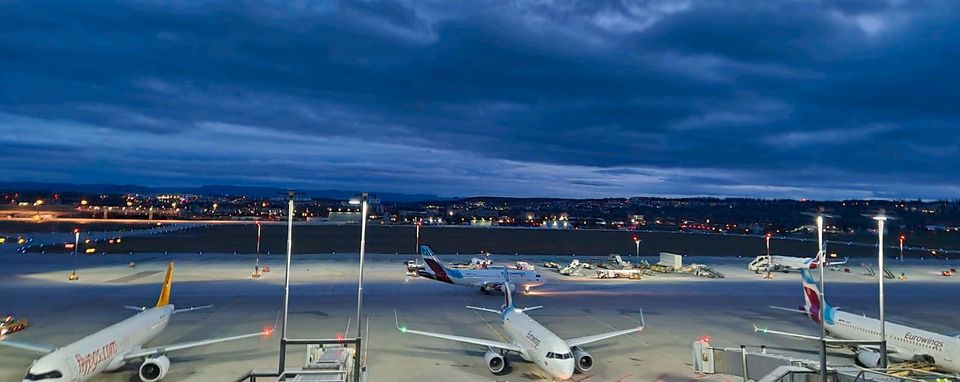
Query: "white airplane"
754 268 960 371
747 254 848 273
416 245 545 294
396 271 644 380
0 261 271 382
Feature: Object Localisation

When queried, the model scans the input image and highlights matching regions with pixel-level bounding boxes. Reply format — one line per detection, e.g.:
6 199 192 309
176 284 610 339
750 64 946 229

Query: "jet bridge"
692 341 958 382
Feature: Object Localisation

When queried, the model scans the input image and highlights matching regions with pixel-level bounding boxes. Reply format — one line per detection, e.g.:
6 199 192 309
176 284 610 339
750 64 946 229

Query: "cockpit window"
24 370 63 380
546 352 573 359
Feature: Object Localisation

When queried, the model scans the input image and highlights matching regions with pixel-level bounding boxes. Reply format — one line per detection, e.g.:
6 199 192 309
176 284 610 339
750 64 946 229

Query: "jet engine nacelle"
855 349 881 368
139 355 170 382
573 348 593 373
484 350 508 375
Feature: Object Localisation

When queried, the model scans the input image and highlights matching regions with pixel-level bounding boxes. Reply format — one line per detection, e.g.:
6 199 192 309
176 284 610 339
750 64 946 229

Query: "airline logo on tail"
156 261 174 307
800 269 835 325
418 246 461 284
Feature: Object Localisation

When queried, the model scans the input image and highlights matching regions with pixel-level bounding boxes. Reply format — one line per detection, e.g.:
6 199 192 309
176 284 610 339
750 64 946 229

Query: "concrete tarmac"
1 252 959 381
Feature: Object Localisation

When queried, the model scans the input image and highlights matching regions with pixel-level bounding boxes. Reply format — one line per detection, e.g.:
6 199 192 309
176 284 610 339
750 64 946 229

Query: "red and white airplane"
0 261 271 381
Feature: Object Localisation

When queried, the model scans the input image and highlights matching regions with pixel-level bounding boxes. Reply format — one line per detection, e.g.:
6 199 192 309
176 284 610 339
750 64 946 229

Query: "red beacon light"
697 335 711 344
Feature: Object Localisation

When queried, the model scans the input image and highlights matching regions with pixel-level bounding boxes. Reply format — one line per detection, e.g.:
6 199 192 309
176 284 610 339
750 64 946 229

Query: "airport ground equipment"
682 264 724 278
543 261 561 269
403 260 423 276
861 264 896 279
0 314 27 335
596 269 641 279
514 261 534 270
658 252 683 271
748 255 771 272
559 259 590 276
598 254 630 269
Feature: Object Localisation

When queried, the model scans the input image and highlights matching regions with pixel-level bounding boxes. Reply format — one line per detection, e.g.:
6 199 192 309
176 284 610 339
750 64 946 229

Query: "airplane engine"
855 349 881 368
484 350 508 375
573 348 593 372
139 355 170 382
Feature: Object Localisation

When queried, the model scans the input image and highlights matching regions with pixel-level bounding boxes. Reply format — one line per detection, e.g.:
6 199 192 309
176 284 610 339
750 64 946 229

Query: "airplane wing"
827 257 849 266
465 306 502 314
122 329 270 360
173 305 213 314
769 306 808 315
565 326 644 347
565 311 644 348
753 325 822 341
0 337 55 354
395 311 521 353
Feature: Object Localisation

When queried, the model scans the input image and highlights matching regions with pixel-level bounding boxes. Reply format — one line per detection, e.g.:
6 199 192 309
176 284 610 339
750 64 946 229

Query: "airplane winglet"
394 309 407 333
639 308 645 328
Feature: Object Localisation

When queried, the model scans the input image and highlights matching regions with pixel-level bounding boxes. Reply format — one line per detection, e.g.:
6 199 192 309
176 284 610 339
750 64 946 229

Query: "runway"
1 252 959 381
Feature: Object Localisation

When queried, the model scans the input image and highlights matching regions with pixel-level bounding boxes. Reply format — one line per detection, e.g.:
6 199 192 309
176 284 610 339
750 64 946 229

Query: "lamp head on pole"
349 192 368 205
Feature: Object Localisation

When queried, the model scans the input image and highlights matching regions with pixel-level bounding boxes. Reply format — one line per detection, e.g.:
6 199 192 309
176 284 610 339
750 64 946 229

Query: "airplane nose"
555 361 575 380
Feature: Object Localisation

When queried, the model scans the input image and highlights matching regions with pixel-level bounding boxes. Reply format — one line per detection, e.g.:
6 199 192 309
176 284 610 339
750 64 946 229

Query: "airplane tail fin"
800 269 834 324
419 246 455 284
156 261 174 307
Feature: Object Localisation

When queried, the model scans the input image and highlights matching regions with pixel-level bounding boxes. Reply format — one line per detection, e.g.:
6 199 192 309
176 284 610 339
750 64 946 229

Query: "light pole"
415 218 421 255
899 234 905 263
278 191 294 372
874 215 888 368
632 235 640 269
764 233 773 279
69 227 80 281
349 192 369 376
816 215 827 382
253 221 262 278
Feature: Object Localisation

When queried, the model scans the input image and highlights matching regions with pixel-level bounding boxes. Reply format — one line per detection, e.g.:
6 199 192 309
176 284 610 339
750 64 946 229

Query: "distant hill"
0 182 449 203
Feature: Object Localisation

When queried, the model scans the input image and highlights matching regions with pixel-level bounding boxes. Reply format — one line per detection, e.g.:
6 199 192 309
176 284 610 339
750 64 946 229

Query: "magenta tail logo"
803 285 822 323
423 258 454 284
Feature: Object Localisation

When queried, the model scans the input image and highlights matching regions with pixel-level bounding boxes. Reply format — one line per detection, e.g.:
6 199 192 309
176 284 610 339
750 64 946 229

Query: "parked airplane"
417 245 545 294
747 254 848 273
0 261 271 381
754 269 959 371
396 271 643 380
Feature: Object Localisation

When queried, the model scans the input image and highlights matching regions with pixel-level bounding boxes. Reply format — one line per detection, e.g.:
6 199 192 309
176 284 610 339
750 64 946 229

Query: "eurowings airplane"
747 255 848 273
754 268 960 371
416 245 545 294
396 271 643 380
0 261 271 382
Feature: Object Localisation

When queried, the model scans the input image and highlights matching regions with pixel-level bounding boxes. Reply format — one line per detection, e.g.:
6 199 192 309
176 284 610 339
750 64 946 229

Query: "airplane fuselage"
23 305 173 382
824 310 960 371
418 267 545 292
500 308 575 380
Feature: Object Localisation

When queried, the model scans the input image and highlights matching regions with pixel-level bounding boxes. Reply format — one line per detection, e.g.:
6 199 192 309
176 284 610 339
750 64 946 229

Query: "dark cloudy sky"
1 1 957 199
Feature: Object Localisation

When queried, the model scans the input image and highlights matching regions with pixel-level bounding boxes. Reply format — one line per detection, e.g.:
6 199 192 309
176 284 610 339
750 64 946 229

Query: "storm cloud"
1 0 957 198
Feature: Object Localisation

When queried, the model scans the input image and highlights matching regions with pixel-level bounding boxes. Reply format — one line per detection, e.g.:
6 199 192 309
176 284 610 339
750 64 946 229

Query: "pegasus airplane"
416 245 545 294
755 268 960 371
396 271 643 380
0 261 271 381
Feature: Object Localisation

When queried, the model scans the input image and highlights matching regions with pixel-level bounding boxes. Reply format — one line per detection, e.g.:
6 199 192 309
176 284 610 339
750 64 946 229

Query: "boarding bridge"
693 341 958 382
